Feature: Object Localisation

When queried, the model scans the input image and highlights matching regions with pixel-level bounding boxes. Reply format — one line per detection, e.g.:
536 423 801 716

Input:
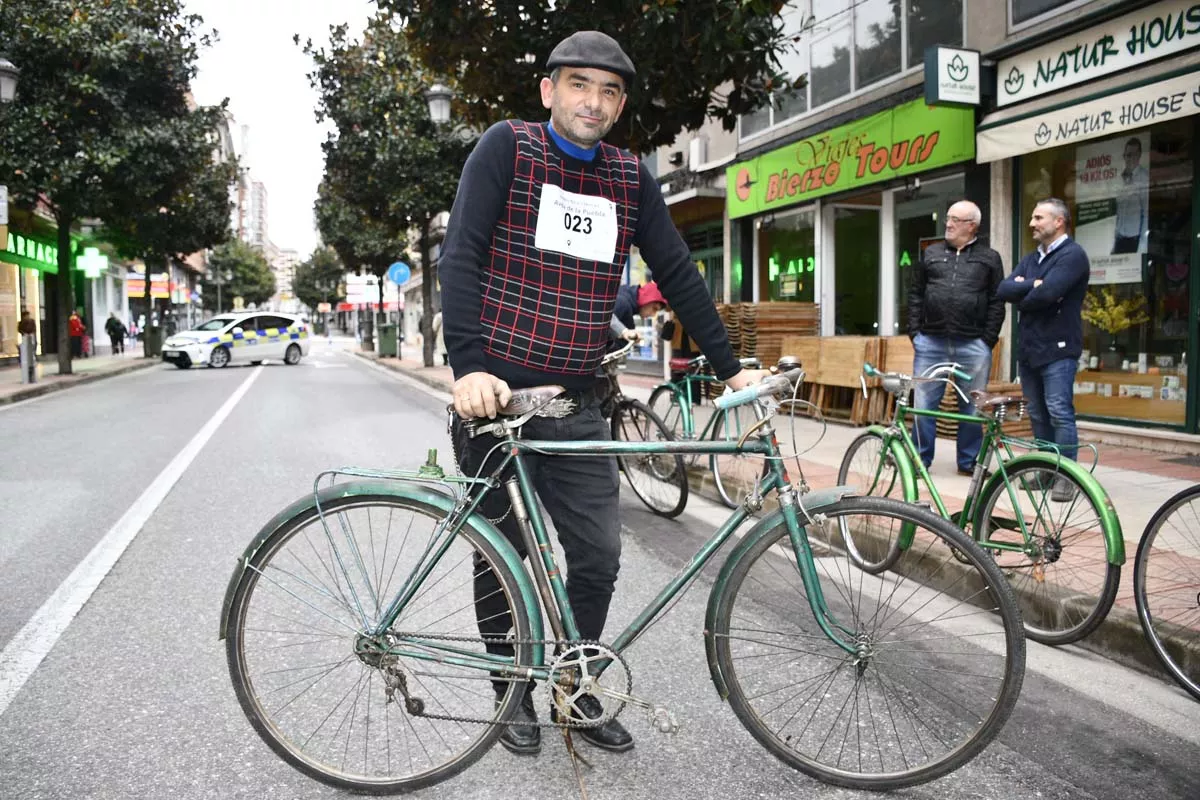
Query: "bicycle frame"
333 419 861 686
864 402 1123 564
660 371 724 440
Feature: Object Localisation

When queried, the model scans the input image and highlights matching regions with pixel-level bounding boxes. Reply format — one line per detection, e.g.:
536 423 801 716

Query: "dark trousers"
451 396 621 675
70 336 82 358
109 334 123 354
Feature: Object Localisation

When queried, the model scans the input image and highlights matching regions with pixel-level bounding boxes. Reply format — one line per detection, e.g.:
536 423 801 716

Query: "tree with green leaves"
198 240 275 313
0 0 229 373
381 0 796 153
304 13 474 365
293 246 345 311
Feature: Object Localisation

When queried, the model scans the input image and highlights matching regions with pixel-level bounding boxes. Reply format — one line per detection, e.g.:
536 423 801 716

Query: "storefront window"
758 208 817 303
1018 119 1193 426
892 175 967 334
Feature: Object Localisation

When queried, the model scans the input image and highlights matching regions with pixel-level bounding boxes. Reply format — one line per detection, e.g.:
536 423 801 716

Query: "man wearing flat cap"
439 30 768 756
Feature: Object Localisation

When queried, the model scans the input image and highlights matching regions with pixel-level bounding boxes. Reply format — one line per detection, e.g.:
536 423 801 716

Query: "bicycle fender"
976 453 1125 565
703 486 856 699
218 481 546 662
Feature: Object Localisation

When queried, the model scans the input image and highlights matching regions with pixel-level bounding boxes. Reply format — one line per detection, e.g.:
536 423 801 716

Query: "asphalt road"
0 340 1196 800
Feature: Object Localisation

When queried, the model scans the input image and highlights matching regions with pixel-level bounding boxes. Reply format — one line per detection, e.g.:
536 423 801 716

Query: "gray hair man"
908 199 1005 475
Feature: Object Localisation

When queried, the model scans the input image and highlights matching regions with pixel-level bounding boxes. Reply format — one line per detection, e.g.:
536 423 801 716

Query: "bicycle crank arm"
591 686 679 734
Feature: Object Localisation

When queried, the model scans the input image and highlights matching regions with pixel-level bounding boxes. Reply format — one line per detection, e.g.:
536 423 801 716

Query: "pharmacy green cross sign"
78 247 108 278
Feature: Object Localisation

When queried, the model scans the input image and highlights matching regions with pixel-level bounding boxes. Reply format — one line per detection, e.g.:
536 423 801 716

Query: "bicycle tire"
713 495 1025 790
225 493 534 793
648 384 685 439
1134 484 1200 700
973 461 1120 646
835 430 906 573
709 406 761 509
611 399 689 518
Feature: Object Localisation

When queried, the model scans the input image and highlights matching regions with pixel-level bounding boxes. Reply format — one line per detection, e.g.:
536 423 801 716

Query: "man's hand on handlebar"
452 372 512 420
619 328 642 342
724 367 773 392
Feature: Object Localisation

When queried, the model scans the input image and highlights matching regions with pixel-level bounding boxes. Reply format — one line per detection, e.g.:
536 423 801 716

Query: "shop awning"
976 67 1200 163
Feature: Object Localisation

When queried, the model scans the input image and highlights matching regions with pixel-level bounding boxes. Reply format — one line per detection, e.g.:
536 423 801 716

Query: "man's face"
639 301 665 318
1029 204 1063 244
1123 142 1142 171
540 67 627 149
944 203 978 248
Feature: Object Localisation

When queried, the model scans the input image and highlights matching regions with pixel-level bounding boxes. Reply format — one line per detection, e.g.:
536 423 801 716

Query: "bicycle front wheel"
649 383 702 467
1135 484 1200 700
835 430 907 573
224 493 534 793
713 495 1025 791
974 461 1120 645
710 406 761 509
611 399 689 517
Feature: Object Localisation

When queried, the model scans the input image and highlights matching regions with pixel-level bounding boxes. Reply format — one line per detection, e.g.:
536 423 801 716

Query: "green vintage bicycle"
648 353 765 507
220 361 1026 793
838 362 1124 646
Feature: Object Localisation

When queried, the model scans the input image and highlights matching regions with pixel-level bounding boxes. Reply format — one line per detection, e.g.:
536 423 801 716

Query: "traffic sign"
387 261 411 285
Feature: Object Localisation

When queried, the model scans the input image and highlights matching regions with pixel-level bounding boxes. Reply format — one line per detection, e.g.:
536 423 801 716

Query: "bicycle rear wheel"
712 495 1025 791
835 430 907 573
649 383 702 467
224 493 534 793
1134 484 1200 700
611 399 688 517
710 406 761 509
974 461 1120 645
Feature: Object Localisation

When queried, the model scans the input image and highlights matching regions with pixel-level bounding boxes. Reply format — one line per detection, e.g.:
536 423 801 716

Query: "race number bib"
533 184 619 263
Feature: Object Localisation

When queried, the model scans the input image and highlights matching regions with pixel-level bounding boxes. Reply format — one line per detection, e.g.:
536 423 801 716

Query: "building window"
740 0 960 139
757 207 817 303
1010 0 1080 26
1017 118 1194 427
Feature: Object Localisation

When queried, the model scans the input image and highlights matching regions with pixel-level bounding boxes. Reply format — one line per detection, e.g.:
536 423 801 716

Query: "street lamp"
0 55 19 104
215 269 232 314
424 83 452 124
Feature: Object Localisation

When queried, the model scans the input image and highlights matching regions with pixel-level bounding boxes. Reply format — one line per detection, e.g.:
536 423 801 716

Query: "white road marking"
0 366 264 717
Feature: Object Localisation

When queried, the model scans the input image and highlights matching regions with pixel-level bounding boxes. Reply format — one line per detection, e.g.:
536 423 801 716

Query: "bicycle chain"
383 633 631 730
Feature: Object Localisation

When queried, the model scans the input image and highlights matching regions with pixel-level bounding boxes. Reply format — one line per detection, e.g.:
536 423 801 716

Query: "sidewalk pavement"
357 349 1200 677
0 344 159 406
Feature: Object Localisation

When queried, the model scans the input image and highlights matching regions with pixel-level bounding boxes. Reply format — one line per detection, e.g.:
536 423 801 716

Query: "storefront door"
832 204 880 335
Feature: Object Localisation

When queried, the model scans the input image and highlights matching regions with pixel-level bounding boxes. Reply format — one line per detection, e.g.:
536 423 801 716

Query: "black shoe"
554 693 634 752
957 467 974 477
1050 477 1078 503
496 688 541 755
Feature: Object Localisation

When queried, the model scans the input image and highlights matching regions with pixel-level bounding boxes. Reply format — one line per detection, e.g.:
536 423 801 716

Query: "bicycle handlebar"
862 362 972 383
714 368 804 410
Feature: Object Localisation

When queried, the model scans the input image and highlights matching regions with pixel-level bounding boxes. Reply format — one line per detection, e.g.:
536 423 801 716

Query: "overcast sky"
185 0 374 257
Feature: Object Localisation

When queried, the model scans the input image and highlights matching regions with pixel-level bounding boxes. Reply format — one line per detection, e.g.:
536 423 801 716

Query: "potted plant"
1081 287 1150 369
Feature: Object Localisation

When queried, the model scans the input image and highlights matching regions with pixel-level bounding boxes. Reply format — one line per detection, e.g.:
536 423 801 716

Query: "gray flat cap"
546 31 635 85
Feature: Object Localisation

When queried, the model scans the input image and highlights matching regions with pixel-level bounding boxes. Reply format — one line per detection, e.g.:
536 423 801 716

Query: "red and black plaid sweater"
439 120 739 391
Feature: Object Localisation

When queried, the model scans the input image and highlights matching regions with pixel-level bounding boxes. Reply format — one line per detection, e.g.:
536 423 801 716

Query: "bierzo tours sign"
726 99 975 220
997 0 1200 106
977 69 1200 161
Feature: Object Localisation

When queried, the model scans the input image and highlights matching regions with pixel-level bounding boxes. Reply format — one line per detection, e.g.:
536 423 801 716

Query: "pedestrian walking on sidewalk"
431 311 447 366
908 200 1005 475
105 312 128 355
68 309 85 358
438 29 769 757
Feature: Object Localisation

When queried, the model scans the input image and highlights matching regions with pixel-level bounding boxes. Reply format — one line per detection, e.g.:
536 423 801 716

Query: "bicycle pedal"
648 706 679 734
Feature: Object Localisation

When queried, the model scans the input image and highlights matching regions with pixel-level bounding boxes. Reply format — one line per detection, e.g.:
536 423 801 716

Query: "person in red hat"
609 280 667 342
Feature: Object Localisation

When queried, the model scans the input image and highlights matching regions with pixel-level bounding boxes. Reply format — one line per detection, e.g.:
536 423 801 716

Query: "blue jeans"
911 333 992 471
1019 358 1079 460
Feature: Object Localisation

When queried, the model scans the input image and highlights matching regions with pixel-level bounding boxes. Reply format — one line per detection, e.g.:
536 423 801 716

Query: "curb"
0 359 160 406
355 352 1171 680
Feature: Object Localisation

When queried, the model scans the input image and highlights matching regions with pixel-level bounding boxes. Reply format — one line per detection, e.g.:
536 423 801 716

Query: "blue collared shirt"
1037 234 1069 263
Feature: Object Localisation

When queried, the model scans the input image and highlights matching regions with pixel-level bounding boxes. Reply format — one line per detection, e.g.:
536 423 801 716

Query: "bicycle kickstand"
562 728 593 800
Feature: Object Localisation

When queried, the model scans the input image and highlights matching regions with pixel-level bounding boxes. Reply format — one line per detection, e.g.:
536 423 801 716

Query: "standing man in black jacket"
908 199 1005 474
438 30 769 757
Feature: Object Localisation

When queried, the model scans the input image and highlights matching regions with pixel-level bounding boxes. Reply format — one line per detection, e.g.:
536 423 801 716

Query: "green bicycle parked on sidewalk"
220 361 1026 794
648 353 766 507
838 362 1125 646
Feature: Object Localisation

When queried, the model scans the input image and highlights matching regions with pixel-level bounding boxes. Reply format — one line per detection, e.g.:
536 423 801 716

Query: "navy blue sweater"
996 238 1091 368
438 121 739 390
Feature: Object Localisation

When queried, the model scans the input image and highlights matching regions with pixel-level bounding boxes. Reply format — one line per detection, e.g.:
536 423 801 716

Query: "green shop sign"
0 230 73 274
726 99 975 220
